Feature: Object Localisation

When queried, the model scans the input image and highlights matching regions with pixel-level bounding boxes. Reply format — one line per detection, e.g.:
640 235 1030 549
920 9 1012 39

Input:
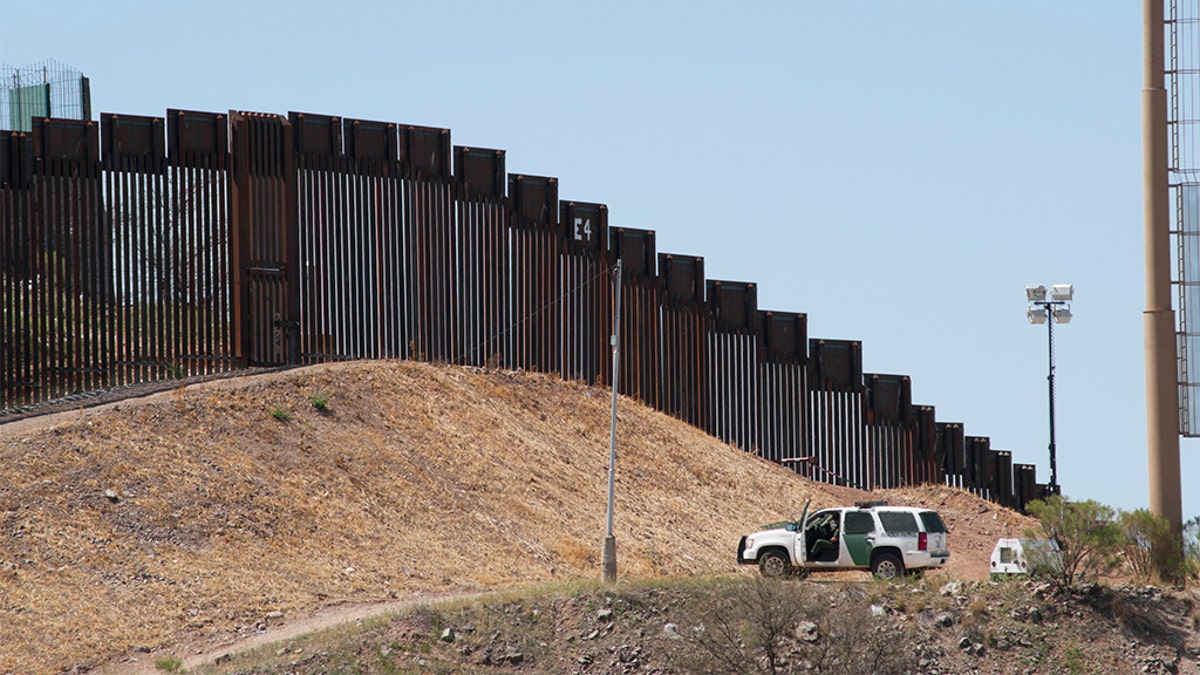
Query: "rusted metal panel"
168 109 229 169
612 226 655 277
403 149 454 362
936 422 965 480
102 114 166 170
809 339 863 392
452 148 507 367
964 436 991 493
394 124 454 363
231 111 298 367
33 117 99 165
862 374 913 489
342 118 405 358
292 112 359 362
865 374 911 424
400 124 451 180
162 110 233 377
103 113 167 388
704 280 759 452
913 405 940 484
344 118 397 174
990 450 1013 508
659 254 707 427
508 174 560 373
1013 463 1038 512
455 147 505 201
757 310 807 466
559 201 609 384
291 111 342 158
0 131 33 188
23 117 106 400
343 117 404 360
761 311 807 364
1 132 34 408
708 280 757 333
611 227 659 404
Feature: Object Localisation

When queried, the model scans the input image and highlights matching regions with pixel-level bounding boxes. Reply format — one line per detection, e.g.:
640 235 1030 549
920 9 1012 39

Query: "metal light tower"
602 259 623 583
1026 284 1074 496
1144 0 1183 538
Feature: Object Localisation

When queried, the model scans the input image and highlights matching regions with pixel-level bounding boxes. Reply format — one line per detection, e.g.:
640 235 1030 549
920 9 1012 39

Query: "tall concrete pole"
1143 0 1183 536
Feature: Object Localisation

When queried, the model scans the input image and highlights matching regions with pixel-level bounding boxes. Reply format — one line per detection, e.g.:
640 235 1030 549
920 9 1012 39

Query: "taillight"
918 532 927 551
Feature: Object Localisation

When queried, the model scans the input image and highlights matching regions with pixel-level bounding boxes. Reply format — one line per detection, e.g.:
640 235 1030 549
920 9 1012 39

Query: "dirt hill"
1 360 1041 673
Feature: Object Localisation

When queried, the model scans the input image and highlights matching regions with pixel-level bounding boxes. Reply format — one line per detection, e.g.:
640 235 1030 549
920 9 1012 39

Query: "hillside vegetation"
3 360 1039 672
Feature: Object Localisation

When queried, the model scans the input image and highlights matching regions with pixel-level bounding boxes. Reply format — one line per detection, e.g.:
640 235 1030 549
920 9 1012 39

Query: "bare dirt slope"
0 360 1035 673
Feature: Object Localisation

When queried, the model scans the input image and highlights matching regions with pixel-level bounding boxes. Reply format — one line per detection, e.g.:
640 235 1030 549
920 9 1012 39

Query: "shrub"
1118 509 1187 584
165 360 187 379
1025 496 1122 591
1184 516 1200 568
309 392 331 411
154 655 182 672
270 405 291 421
674 578 917 674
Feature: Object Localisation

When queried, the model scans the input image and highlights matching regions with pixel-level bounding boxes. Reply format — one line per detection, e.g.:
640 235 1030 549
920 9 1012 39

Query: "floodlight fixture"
1024 282 1073 496
1050 284 1074 302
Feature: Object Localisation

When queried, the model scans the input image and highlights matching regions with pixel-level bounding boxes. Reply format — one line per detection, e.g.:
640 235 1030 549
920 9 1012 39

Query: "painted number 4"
573 217 592 242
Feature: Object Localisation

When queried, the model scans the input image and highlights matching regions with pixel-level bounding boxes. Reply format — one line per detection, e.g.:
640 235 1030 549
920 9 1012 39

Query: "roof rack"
854 499 888 508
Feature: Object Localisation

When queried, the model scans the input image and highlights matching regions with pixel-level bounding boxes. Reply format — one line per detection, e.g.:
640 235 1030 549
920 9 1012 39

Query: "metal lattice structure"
0 107 1045 510
1168 0 1200 434
0 60 90 132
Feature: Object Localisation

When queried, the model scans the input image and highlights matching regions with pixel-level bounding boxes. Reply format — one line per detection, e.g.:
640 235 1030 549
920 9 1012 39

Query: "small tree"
1118 509 1176 584
1025 496 1122 591
1185 516 1200 563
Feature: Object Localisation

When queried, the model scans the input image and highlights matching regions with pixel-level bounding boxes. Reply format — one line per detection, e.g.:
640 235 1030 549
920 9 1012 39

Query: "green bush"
1118 509 1188 584
270 405 291 421
309 392 331 411
1025 496 1122 591
1184 516 1200 563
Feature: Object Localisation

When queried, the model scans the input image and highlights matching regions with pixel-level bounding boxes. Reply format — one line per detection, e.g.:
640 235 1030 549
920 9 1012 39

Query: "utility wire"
454 261 618 367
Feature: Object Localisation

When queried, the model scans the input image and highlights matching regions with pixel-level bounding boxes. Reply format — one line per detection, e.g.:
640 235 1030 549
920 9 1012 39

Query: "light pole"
602 259 623 583
1025 284 1073 496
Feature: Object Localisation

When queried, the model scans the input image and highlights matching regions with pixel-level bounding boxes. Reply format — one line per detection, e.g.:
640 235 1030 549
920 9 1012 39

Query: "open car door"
793 499 810 565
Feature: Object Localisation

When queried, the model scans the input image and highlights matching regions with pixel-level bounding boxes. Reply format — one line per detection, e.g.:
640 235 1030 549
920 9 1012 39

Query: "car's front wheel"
758 550 792 578
871 553 903 580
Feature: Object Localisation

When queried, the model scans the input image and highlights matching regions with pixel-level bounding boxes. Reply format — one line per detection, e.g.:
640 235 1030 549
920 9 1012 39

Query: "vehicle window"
878 511 918 534
806 511 835 528
918 511 948 533
999 547 1016 564
844 511 874 534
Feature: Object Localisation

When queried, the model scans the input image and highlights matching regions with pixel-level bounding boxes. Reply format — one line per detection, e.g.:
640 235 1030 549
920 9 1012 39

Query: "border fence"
0 108 1044 510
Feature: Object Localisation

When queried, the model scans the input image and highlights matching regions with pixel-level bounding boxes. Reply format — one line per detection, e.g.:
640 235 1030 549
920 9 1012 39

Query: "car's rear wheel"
758 550 792 578
871 553 903 580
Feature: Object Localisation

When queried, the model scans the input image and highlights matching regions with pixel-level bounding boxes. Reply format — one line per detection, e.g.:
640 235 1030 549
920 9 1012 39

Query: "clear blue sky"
3 1 1193 518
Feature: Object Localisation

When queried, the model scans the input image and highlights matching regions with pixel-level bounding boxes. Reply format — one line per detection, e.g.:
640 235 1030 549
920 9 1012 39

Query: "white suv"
736 500 950 580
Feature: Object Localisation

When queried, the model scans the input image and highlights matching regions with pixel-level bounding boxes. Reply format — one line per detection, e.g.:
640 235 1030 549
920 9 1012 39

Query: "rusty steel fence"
0 108 1044 509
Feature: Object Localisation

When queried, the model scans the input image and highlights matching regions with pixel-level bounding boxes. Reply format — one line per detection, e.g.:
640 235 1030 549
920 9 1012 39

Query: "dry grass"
0 360 1030 673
